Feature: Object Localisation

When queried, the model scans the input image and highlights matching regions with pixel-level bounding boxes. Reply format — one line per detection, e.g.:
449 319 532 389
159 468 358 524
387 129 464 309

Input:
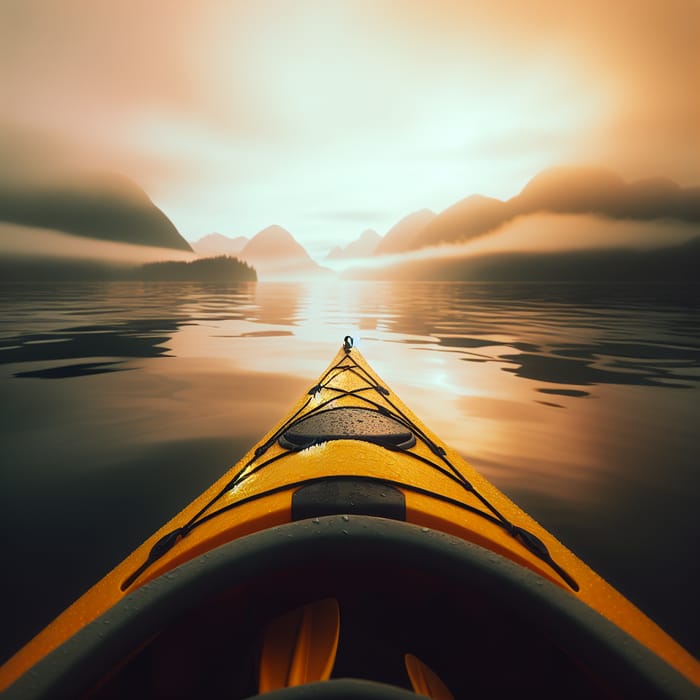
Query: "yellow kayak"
1 337 698 699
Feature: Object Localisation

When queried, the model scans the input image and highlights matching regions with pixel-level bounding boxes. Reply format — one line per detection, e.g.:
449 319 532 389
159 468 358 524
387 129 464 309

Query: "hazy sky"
2 0 699 257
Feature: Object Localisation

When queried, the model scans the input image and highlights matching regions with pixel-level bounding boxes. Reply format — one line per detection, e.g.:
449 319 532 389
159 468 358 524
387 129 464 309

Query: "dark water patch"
15 361 132 379
521 339 700 389
537 388 590 398
610 358 698 370
0 318 186 370
0 334 55 349
501 351 697 388
552 341 700 362
512 341 542 352
238 330 295 338
605 360 697 388
438 336 503 349
442 336 700 389
57 318 192 334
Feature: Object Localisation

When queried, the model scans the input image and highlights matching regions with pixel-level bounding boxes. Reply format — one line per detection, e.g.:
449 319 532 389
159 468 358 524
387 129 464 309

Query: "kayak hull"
1 341 698 697
4 516 698 699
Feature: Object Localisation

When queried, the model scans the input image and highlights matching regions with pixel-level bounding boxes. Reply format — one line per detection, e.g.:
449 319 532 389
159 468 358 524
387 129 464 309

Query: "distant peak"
460 193 502 204
63 170 154 205
519 166 626 197
326 228 382 260
194 232 244 243
447 194 504 211
190 232 248 256
383 209 437 236
254 225 295 242
374 209 436 255
240 225 311 262
0 168 191 251
403 208 436 221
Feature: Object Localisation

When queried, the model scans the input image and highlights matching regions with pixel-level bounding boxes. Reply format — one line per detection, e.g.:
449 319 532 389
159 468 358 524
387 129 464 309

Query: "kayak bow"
1 337 698 699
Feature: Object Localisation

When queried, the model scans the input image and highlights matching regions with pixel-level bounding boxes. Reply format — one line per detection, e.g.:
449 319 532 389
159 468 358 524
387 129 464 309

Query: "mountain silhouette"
326 229 381 259
383 167 700 253
0 171 192 251
191 233 249 256
345 235 700 283
513 167 628 216
513 167 700 221
374 209 436 255
410 195 510 251
238 225 332 279
239 225 309 260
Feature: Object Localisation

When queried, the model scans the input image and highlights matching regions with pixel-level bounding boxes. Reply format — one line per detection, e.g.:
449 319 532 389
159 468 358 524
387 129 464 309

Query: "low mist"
0 222 195 265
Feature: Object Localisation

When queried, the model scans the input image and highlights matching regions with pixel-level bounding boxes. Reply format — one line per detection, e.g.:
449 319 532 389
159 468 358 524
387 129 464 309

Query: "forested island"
0 255 257 282
136 256 256 281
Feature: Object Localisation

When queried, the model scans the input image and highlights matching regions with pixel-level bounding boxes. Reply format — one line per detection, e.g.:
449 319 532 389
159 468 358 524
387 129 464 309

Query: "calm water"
1 280 698 663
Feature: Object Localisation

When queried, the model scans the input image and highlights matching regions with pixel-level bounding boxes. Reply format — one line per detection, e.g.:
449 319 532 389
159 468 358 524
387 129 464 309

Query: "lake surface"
1 280 698 663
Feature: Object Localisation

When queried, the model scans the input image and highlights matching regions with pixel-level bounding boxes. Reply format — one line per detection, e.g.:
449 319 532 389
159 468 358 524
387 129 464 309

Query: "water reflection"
1 281 698 391
537 388 589 397
0 280 698 660
499 348 698 388
364 282 699 392
0 319 179 378
14 361 131 379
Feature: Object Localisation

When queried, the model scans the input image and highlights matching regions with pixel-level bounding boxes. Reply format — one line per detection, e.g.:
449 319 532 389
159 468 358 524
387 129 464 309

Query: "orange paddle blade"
405 653 454 700
259 598 340 692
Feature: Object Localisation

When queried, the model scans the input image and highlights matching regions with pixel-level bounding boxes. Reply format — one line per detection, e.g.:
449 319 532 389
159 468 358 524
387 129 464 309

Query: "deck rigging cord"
122 337 578 592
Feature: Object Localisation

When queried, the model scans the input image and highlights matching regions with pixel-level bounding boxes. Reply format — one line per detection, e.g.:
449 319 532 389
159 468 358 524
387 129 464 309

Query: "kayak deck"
1 338 698 698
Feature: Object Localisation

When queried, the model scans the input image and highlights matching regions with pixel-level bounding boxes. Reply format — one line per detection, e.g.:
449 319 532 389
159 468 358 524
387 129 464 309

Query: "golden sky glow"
2 0 698 257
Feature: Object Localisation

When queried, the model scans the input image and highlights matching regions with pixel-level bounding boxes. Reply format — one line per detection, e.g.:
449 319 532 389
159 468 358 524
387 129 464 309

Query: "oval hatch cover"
279 407 416 450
